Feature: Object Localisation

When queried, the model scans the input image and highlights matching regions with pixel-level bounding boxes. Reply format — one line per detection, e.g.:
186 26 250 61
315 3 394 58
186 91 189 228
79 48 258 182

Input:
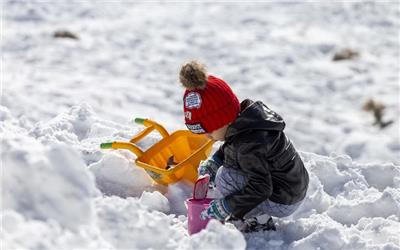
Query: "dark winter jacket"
214 99 309 219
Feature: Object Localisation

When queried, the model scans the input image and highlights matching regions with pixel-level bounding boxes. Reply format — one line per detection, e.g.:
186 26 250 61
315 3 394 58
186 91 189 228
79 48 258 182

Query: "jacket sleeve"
211 145 224 166
224 143 273 219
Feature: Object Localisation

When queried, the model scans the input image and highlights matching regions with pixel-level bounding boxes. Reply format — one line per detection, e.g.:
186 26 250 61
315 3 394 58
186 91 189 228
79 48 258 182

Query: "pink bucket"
186 198 214 235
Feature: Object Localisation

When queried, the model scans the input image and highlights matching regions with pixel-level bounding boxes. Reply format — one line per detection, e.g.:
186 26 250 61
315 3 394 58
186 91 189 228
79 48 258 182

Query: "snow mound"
29 103 95 144
88 151 154 197
94 196 187 249
1 210 112 249
2 105 400 249
139 191 170 214
2 127 99 230
190 220 246 250
244 152 400 250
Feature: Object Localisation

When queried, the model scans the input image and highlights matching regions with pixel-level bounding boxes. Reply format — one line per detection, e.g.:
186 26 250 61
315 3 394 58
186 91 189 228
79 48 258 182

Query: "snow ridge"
2 106 399 249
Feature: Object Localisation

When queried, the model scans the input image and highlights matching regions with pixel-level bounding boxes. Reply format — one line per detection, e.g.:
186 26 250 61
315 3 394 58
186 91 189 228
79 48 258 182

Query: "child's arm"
198 146 224 182
211 146 224 166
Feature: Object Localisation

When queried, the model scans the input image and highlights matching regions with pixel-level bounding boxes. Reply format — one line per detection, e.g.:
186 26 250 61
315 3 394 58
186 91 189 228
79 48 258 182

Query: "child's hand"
198 159 219 184
200 199 231 221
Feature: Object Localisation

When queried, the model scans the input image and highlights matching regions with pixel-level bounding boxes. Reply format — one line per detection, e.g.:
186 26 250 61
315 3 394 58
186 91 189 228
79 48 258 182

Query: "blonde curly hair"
179 60 208 89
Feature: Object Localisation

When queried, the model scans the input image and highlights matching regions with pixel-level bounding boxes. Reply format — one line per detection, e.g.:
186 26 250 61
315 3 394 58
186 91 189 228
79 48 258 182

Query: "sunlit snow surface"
2 1 399 249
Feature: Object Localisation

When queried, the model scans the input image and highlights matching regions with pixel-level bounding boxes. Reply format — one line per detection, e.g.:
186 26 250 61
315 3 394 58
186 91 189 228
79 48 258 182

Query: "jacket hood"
225 100 285 139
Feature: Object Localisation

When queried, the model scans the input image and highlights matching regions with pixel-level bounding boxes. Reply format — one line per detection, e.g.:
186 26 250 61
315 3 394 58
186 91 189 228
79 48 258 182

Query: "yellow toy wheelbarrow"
100 118 214 186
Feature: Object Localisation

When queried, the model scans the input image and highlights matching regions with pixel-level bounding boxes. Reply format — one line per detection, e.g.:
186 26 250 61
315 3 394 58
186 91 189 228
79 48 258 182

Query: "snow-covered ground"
2 1 399 249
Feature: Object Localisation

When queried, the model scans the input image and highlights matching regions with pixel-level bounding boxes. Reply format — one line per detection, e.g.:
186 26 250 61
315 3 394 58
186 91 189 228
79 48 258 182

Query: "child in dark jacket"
180 60 309 232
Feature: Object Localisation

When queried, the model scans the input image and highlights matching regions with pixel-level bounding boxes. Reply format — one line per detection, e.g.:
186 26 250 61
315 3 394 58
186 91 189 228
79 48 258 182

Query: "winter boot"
239 214 276 233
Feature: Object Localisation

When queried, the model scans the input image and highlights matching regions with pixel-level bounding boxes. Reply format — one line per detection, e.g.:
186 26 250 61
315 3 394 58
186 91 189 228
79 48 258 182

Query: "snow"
2 128 99 230
89 151 155 197
139 191 170 214
2 1 399 250
190 220 246 250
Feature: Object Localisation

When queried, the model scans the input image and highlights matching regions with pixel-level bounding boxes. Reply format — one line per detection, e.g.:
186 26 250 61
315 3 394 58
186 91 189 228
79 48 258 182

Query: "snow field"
2 1 399 249
2 105 399 249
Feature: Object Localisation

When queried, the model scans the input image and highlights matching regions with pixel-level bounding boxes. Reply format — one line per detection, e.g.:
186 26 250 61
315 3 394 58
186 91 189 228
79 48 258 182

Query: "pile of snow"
251 152 400 250
89 152 154 197
2 105 399 249
1 107 247 249
1 117 99 231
